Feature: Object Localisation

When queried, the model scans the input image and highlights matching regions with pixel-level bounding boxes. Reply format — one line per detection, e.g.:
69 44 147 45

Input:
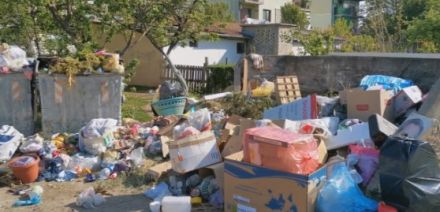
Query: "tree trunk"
163 52 189 96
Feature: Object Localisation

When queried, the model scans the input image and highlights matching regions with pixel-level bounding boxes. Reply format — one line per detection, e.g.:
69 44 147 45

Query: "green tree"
407 0 440 52
95 0 232 95
281 3 308 29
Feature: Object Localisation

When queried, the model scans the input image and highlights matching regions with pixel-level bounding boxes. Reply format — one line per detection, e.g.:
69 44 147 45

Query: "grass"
122 91 154 122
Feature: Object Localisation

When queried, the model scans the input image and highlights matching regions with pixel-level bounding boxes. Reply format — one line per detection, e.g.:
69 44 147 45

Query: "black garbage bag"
159 81 185 100
379 137 440 211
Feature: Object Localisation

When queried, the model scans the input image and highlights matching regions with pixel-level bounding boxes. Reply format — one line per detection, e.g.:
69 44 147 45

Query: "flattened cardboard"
224 152 326 212
263 95 318 121
147 161 172 180
347 89 394 121
221 118 256 158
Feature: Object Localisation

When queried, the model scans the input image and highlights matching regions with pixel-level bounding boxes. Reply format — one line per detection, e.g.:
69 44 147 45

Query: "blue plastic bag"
316 161 378 212
360 75 413 94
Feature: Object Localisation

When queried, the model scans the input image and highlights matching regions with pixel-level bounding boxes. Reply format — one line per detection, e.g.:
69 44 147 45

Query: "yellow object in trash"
52 134 65 149
191 197 202 206
252 79 274 97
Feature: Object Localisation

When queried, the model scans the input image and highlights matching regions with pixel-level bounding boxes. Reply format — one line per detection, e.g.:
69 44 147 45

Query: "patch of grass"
122 92 153 122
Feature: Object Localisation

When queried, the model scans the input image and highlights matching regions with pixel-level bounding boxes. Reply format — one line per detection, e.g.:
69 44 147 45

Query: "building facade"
310 0 362 29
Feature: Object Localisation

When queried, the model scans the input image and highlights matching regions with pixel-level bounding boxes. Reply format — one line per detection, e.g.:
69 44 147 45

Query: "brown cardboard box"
347 89 394 121
339 88 362 105
224 152 327 212
221 118 256 157
146 161 172 180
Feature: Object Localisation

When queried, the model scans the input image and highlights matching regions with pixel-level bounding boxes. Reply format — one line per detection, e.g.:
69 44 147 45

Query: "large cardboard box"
263 95 318 120
347 89 394 121
224 152 326 212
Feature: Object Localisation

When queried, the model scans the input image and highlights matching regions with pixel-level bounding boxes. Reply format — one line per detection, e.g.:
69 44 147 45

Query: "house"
164 23 248 66
310 0 362 30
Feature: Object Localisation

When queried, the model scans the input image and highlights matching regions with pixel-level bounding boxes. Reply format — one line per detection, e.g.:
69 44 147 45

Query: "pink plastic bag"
348 144 379 186
244 127 320 175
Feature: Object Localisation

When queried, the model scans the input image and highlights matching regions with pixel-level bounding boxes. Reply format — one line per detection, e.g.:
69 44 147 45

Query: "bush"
223 93 275 119
205 65 234 94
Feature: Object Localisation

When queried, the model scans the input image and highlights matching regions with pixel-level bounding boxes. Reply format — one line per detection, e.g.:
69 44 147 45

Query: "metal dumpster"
0 73 34 136
38 73 122 134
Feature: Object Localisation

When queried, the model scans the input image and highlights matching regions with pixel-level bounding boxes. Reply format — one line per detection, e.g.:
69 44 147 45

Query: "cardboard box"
168 131 221 173
368 114 398 146
339 88 362 105
347 89 394 121
263 95 318 120
326 123 371 150
393 86 423 118
224 152 327 212
221 118 256 158
147 161 172 180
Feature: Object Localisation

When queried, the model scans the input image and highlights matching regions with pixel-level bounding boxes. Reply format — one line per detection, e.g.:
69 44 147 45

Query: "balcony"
242 0 264 5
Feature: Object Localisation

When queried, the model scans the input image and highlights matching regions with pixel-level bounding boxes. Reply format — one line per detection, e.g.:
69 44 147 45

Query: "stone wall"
242 23 296 55
238 54 440 95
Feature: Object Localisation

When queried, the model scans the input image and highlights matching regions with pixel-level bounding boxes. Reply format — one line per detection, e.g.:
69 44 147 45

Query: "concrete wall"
164 38 245 66
239 54 440 95
310 0 332 29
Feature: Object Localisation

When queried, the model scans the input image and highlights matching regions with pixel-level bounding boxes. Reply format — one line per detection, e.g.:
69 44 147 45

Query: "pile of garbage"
1 74 440 211
0 43 32 74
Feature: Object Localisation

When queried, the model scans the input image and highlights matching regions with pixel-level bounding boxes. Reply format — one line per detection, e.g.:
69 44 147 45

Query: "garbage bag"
0 125 23 162
76 187 106 209
188 108 212 132
0 44 29 71
159 81 185 100
316 96 339 117
20 134 44 153
348 144 379 186
360 75 413 95
144 182 172 201
379 137 440 211
316 161 378 212
78 119 118 155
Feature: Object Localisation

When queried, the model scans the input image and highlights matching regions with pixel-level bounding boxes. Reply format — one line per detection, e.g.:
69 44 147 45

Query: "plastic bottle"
161 196 191 212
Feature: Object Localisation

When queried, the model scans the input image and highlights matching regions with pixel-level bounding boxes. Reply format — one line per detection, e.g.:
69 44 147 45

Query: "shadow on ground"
66 193 149 212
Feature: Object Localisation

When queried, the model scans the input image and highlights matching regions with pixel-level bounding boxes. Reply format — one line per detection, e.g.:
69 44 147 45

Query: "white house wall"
164 39 244 66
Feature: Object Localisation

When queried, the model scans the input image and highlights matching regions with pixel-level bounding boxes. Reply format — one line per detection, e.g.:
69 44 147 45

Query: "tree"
281 3 308 29
407 0 440 52
95 0 232 95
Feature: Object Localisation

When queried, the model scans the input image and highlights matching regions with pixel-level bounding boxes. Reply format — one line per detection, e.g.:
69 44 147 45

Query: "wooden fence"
162 64 210 93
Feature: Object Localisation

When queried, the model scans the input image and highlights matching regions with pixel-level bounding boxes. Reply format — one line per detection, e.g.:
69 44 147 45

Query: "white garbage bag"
78 119 118 155
0 125 24 162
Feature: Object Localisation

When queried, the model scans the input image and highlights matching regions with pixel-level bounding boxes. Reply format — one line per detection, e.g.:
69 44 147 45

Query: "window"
237 43 245 54
189 40 198 47
263 9 271 22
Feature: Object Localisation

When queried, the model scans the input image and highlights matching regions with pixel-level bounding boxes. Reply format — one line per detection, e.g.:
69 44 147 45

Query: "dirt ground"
0 180 150 212
0 161 221 212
